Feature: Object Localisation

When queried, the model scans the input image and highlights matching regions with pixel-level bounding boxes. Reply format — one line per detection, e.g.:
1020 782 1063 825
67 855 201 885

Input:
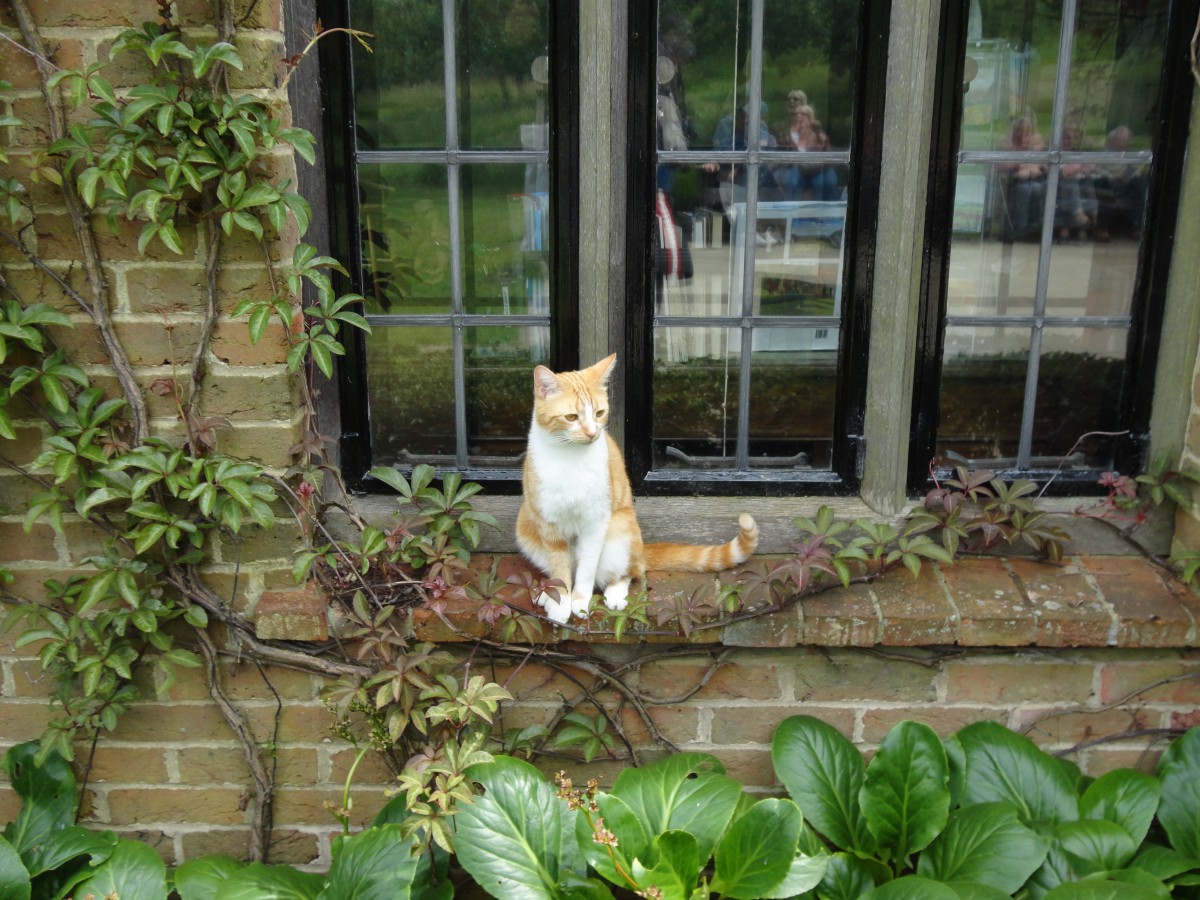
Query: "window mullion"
441 0 468 468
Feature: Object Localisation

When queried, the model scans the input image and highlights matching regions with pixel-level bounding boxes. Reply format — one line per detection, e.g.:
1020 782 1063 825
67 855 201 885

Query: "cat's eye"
596 409 607 418
564 413 578 421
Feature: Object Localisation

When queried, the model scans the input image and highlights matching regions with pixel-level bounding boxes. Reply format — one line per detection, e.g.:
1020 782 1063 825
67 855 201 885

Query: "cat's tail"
643 513 759 573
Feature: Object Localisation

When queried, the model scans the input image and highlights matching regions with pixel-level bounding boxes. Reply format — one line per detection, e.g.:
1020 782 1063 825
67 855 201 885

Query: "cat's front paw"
535 591 571 624
569 592 593 618
603 582 629 611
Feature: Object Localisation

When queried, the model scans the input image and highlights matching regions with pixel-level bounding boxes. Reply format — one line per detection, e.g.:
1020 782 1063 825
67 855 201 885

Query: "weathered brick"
798 583 879 646
1 424 47 467
618 703 700 746
0 522 59 561
720 606 800 647
637 653 784 702
106 786 249 826
180 827 320 866
229 35 287 90
0 38 86 89
264 703 337 745
273 786 389 827
860 706 1008 743
1014 706 1152 747
255 584 328 641
1082 555 1197 647
491 660 596 702
711 748 775 788
1084 745 1164 776
1010 560 1112 647
873 566 959 645
176 0 283 30
944 657 1096 704
110 828 176 864
175 746 320 786
710 705 853 746
327 747 397 787
794 648 939 703
20 0 149 27
211 319 291 366
0 700 58 743
941 558 1036 646
5 659 57 698
73 746 168 783
115 702 235 742
0 262 92 313
1097 653 1200 704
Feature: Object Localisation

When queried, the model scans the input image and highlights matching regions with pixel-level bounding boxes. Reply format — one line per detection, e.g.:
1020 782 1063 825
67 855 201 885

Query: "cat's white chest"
529 430 610 537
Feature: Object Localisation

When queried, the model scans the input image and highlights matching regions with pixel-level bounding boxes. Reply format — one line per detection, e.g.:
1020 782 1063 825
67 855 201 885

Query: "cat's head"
531 354 616 445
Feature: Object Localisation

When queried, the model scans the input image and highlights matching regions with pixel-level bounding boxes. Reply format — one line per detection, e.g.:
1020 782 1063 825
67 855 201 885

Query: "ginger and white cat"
516 354 759 624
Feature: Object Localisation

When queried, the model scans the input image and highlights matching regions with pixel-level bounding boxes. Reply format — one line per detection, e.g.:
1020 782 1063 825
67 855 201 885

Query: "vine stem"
7 0 149 443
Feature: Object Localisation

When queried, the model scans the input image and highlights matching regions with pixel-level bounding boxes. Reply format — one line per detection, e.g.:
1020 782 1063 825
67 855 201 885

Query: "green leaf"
771 715 875 854
956 721 1078 825
1079 768 1159 849
611 752 741 862
861 720 950 859
816 852 876 900
454 756 585 899
1041 880 1168 899
69 837 168 900
630 830 701 899
0 835 30 900
1057 819 1138 873
1129 843 1200 882
174 853 243 900
916 802 1050 893
865 875 960 899
1157 726 1200 858
77 570 116 615
759 847 828 899
210 861 324 898
574 793 647 888
316 824 418 900
711 798 803 899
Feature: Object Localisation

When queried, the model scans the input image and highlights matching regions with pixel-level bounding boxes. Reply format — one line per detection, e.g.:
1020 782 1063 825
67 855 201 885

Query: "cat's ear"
533 365 561 398
589 353 618 385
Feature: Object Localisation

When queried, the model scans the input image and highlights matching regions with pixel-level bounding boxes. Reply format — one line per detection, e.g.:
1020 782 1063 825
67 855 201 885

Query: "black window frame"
622 0 892 497
910 0 1199 495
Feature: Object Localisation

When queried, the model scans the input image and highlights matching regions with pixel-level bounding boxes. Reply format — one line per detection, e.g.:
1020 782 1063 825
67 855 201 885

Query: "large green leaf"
173 854 244 900
575 793 648 888
865 874 959 899
956 723 1078 825
944 882 1012 899
773 716 874 853
69 838 168 900
21 825 116 878
815 852 876 900
611 753 740 861
1156 726 1200 858
1129 843 1200 882
1 743 76 857
629 830 700 900
861 720 950 860
454 756 584 899
317 824 418 899
1079 769 1159 848
0 835 31 900
1056 819 1138 873
213 862 324 899
1041 879 1167 899
917 802 1049 893
761 848 829 899
711 798 803 899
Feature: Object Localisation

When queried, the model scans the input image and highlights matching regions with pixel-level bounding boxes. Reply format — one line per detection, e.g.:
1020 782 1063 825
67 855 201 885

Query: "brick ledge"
401 554 1199 650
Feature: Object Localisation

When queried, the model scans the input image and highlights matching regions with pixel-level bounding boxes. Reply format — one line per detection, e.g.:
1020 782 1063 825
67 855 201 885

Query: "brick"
860 706 1007 743
637 653 784 702
327 747 397 787
180 827 320 866
0 522 59 561
710 705 853 746
267 703 338 745
217 520 305 564
115 702 234 742
1084 746 1163 776
794 648 939 703
0 700 60 741
0 262 94 313
110 829 175 864
73 746 168 783
941 558 1036 646
176 746 319 786
90 215 201 262
0 787 22 823
176 0 282 30
712 748 775 788
21 0 148 27
122 264 208 314
6 659 57 699
1015 706 1152 747
273 786 389 827
107 786 250 826
1097 654 1200 704
491 660 596 702
255 584 328 641
1010 560 1112 647
873 566 959 645
211 319 291 366
1 424 48 467
229 35 287 91
944 657 1096 704
798 582 880 646
618 704 700 746
1082 555 1197 647
0 38 85 89
721 606 800 647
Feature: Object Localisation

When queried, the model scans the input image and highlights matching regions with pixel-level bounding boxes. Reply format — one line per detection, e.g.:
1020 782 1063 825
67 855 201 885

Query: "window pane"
359 163 451 315
937 325 1030 464
465 325 548 464
652 329 741 469
747 329 836 469
350 0 446 149
457 1 550 150
1031 329 1127 467
462 166 550 315
366 327 455 466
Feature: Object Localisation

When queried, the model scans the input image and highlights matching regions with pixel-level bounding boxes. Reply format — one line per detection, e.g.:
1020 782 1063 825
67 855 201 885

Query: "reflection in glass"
652 329 740 469
1031 329 1126 468
465 326 549 464
462 165 550 315
350 0 446 149
937 326 1030 464
366 327 455 466
747 329 836 470
358 164 451 315
457 1 550 151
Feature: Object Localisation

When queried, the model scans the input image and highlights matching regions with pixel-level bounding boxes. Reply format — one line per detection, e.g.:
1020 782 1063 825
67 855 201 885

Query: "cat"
516 353 759 624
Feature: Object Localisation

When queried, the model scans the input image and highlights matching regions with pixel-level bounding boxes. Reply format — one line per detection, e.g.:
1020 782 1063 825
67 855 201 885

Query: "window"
623 0 887 493
320 0 576 486
911 0 1192 490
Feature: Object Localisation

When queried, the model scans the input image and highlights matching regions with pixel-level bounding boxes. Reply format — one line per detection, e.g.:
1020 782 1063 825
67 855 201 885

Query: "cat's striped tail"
643 513 759 573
